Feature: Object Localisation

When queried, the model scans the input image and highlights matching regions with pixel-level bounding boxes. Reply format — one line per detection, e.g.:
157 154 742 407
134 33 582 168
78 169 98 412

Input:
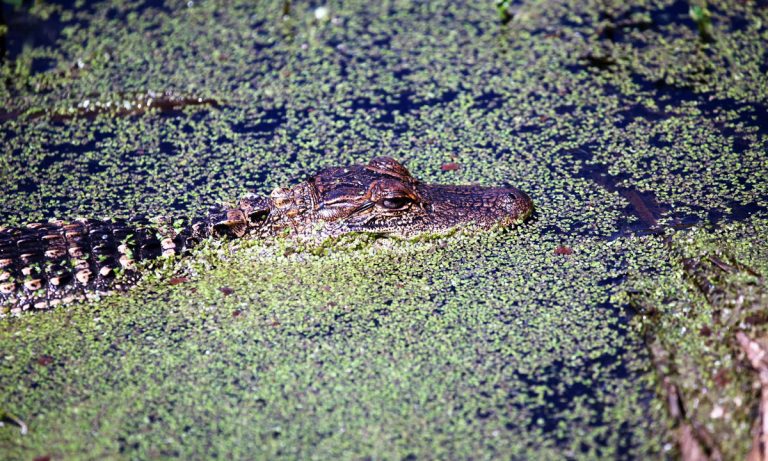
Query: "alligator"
0 157 533 316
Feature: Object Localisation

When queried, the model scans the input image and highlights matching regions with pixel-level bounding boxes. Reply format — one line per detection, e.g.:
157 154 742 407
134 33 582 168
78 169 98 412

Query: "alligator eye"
380 196 412 210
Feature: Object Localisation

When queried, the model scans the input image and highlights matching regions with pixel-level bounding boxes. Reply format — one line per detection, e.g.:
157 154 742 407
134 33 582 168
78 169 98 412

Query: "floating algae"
1 0 767 458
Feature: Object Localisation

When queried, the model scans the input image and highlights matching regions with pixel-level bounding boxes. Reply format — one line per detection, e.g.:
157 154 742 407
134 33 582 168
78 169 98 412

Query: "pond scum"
1 0 767 459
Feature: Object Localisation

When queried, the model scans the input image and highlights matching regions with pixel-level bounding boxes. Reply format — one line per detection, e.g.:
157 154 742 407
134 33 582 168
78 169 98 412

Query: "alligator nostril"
508 187 531 202
506 189 524 202
501 188 533 216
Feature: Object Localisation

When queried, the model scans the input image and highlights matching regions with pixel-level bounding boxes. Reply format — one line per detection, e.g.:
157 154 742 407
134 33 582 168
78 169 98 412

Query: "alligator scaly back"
0 196 269 316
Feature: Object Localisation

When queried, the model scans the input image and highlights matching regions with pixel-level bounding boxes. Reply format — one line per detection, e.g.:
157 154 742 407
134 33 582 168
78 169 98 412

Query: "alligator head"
239 157 533 239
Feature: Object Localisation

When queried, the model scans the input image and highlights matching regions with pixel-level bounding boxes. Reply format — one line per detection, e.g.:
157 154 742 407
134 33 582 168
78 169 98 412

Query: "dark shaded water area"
1 0 767 458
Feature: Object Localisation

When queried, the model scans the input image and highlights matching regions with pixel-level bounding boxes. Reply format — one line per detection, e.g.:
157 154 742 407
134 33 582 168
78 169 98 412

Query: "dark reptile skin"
0 203 252 315
0 217 164 314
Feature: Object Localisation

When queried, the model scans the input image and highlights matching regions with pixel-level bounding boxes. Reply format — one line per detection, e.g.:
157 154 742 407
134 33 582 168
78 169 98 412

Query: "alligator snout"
498 187 534 226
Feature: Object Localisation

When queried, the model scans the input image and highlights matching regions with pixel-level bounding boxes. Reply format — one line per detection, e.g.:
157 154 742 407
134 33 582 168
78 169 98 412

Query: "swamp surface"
1 0 767 459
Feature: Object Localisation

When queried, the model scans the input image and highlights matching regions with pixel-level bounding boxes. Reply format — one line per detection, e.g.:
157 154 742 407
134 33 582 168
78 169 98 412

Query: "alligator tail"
0 195 269 316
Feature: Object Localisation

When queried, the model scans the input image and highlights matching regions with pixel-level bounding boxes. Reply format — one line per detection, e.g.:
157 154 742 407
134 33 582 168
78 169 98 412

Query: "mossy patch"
620 215 768 459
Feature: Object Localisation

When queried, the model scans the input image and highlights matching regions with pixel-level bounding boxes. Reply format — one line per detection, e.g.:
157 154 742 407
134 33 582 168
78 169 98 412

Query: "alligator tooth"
24 279 43 291
49 276 62 286
76 269 92 284
118 244 129 254
99 266 113 277
93 244 116 255
26 223 44 229
68 246 84 258
0 258 11 268
34 301 48 309
21 266 33 276
0 282 16 294
140 240 161 251
0 271 9 281
49 299 61 307
161 238 176 250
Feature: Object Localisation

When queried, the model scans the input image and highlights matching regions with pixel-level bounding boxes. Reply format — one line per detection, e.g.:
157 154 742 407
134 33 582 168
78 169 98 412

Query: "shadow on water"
1 0 173 64
511 349 637 449
492 291 642 450
616 75 768 138
595 0 702 46
232 107 288 136
592 0 756 48
570 145 765 241
570 50 767 239
1 0 73 65
348 90 459 126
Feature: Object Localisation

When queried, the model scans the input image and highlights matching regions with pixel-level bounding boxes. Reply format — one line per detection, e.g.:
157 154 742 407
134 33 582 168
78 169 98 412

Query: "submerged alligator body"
0 157 532 315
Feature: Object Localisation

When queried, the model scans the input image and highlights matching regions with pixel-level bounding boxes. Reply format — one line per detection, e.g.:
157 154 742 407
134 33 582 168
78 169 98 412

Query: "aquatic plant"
689 2 714 42
495 0 513 24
